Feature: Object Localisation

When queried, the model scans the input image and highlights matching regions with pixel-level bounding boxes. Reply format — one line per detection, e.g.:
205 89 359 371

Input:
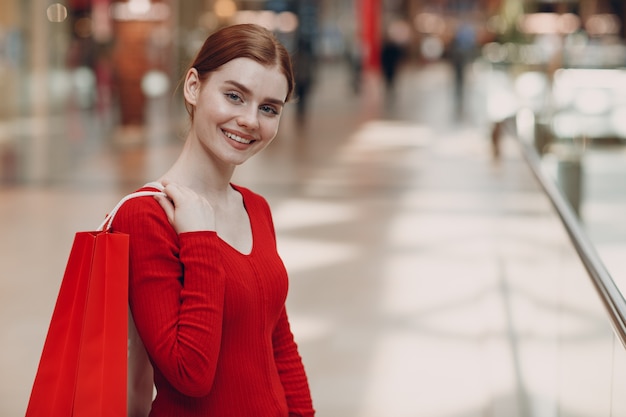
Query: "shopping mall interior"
2 0 626 416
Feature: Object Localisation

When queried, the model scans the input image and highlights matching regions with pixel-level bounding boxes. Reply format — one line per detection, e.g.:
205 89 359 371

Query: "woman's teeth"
224 130 253 144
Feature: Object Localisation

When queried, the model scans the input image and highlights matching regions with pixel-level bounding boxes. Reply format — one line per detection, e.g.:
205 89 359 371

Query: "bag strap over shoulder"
97 184 166 232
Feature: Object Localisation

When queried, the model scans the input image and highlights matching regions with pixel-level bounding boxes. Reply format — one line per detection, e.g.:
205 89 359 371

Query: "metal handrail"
505 118 626 349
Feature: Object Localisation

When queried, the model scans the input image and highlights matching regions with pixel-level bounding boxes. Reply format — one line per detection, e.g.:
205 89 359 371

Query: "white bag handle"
97 190 165 232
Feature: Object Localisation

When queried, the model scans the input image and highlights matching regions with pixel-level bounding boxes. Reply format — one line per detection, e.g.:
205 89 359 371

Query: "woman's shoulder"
110 185 169 233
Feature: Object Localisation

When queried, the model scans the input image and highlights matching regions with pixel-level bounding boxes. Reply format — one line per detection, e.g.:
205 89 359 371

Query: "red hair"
184 24 294 117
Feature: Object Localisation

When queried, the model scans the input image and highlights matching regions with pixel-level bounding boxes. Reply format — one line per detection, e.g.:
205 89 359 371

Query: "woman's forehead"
210 58 288 99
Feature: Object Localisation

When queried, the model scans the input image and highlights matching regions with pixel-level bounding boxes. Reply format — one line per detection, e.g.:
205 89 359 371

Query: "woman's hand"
154 182 216 233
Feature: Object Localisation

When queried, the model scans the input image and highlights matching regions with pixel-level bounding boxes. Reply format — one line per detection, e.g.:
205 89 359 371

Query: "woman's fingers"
154 194 175 225
156 182 215 233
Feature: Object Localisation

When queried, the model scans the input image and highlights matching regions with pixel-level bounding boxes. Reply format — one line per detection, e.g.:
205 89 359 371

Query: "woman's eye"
260 105 279 115
225 92 242 102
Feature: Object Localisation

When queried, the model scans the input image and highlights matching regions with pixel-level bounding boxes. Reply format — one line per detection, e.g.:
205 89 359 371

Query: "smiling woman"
184 23 295 120
110 24 315 417
182 57 288 166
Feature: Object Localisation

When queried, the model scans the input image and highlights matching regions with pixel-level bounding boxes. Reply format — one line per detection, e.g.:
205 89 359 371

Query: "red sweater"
112 184 315 417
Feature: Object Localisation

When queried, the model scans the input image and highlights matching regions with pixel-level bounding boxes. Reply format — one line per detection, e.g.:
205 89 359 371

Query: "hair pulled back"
185 23 294 115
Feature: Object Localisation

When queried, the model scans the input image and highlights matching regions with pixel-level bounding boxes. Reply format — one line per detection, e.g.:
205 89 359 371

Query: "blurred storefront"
1 0 625 185
0 0 328 184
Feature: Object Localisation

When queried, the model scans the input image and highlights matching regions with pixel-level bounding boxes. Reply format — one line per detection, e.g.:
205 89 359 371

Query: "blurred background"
3 0 626 416
0 0 625 190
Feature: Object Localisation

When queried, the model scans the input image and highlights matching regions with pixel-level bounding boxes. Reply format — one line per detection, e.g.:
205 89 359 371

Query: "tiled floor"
0 62 619 416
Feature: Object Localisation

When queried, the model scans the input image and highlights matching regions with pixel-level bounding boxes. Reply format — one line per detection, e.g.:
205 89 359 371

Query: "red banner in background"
69 0 91 12
360 0 381 71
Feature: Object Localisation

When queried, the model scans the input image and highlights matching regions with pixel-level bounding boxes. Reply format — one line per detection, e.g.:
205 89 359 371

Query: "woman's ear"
183 68 201 107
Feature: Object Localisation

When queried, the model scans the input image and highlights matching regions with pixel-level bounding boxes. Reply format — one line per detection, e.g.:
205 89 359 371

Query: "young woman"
112 24 315 417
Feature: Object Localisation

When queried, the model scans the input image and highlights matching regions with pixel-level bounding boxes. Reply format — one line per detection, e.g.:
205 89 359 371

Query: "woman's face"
184 57 289 167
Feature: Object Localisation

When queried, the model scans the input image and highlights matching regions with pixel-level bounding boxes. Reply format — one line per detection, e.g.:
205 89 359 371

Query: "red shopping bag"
25 230 129 417
25 190 163 417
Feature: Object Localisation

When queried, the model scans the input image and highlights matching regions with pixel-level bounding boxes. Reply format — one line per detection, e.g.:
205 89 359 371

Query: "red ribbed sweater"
111 184 315 417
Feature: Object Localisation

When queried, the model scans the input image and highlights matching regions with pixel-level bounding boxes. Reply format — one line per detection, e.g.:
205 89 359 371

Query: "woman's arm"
114 197 225 397
127 313 153 417
273 308 315 417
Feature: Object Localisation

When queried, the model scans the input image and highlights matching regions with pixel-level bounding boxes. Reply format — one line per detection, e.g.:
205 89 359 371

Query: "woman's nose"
236 106 260 130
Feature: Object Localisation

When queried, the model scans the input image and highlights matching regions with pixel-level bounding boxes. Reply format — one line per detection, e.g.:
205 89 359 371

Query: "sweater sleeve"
112 196 225 397
273 307 315 416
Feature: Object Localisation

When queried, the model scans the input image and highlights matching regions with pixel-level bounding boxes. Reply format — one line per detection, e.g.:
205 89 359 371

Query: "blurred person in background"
380 35 405 96
380 19 410 100
293 37 316 125
449 20 478 119
346 37 365 94
111 24 315 417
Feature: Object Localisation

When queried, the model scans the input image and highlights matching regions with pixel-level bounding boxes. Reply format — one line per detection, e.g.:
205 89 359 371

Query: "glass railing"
513 112 626 344
482 34 626 411
500 111 626 416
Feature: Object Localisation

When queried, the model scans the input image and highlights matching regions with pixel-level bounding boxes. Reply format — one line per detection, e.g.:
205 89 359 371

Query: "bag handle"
97 189 166 232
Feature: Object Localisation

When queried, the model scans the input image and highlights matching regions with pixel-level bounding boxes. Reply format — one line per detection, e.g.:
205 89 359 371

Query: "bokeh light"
141 70 171 98
46 3 68 23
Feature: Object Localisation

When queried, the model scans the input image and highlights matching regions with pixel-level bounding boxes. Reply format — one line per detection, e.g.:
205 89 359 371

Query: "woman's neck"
158 139 235 200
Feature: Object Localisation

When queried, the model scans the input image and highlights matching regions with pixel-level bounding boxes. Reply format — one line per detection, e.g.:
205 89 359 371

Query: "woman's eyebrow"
225 80 285 106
